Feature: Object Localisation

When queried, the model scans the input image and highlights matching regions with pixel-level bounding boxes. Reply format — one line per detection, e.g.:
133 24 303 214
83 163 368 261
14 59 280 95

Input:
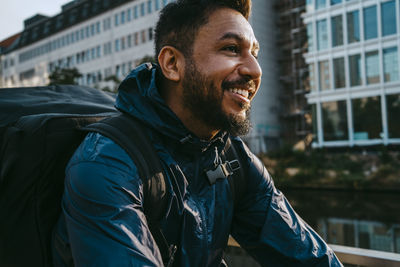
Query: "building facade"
304 0 400 148
275 0 312 148
0 0 282 154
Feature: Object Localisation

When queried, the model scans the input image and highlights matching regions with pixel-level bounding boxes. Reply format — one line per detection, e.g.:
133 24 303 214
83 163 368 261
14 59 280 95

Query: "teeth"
229 88 249 98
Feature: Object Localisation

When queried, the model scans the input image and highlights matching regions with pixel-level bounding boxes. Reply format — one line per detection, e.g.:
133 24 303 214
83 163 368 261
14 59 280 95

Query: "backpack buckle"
206 160 240 185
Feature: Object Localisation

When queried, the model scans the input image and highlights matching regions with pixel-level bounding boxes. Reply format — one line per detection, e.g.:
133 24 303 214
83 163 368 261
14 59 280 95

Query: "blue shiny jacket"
52 64 342 266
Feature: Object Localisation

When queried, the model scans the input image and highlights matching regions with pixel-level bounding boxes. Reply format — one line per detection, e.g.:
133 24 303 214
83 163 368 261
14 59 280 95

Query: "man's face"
181 7 262 136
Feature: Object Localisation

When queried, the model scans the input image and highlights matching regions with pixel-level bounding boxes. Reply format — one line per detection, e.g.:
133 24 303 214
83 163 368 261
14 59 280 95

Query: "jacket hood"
115 63 227 154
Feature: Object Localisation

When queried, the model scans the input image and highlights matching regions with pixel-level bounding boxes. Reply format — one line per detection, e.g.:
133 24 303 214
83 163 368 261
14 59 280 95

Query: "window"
383 47 399 82
148 28 153 40
322 101 348 141
115 14 119 26
147 0 152 13
56 16 64 30
318 60 330 91
349 54 361 86
91 48 96 60
306 0 314 12
141 30 147 43
317 19 328 50
155 0 160 10
96 22 101 33
96 46 101 58
69 9 77 24
307 23 314 52
352 96 382 140
121 11 126 24
307 63 316 92
331 0 341 5
127 35 132 47
134 6 139 19
363 6 377 40
316 0 326 10
115 39 120 52
127 9 132 21
85 26 90 38
331 15 343 47
162 0 168 7
381 1 397 36
90 24 95 36
121 37 126 50
387 94 400 138
134 32 139 45
365 50 380 84
333 57 345 88
347 10 360 43
141 3 145 16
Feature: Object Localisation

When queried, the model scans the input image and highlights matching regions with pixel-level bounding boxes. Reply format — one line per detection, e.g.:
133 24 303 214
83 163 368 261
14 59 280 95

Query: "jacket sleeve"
60 133 163 267
230 140 342 267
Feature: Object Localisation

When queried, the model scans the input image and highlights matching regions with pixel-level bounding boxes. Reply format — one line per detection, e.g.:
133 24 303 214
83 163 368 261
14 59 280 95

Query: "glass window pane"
347 10 360 43
306 0 314 12
383 47 399 82
322 100 348 141
331 15 343 47
316 0 326 10
331 0 341 5
333 57 345 88
307 23 314 52
363 6 377 40
317 19 328 50
352 96 382 140
365 50 380 84
318 60 331 91
387 94 400 138
381 1 397 36
308 63 316 91
349 54 361 86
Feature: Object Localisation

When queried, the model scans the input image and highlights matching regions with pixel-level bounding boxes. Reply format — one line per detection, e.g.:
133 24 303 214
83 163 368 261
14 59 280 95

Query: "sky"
0 0 70 41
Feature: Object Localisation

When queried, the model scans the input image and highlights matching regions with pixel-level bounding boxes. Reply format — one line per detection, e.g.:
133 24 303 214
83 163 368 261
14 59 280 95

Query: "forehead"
195 8 258 47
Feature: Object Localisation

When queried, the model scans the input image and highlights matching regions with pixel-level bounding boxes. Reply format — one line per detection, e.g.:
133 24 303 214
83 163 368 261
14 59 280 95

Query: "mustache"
221 78 256 91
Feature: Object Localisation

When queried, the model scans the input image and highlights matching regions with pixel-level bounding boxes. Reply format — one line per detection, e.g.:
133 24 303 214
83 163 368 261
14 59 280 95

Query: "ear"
158 46 184 82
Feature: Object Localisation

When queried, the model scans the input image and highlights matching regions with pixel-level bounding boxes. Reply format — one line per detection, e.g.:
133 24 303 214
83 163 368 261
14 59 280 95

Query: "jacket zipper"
193 154 209 266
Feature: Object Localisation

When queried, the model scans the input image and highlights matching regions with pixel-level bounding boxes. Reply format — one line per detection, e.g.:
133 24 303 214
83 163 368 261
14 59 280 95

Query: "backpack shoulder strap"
83 113 172 263
224 137 247 208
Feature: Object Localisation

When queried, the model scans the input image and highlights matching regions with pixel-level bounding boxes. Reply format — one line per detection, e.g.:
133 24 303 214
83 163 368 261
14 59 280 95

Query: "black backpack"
0 85 245 267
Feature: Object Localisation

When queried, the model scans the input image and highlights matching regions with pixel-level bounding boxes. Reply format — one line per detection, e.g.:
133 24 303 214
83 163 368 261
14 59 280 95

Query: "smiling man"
52 0 342 266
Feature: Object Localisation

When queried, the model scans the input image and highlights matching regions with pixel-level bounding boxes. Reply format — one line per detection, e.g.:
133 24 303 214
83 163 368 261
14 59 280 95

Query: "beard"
181 61 252 137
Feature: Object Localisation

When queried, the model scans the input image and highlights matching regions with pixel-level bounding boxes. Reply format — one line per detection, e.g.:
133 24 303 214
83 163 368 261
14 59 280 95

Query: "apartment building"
304 0 400 147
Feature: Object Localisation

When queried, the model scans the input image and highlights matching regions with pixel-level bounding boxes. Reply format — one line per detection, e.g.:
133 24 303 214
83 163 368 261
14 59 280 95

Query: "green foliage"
263 147 400 191
136 55 156 65
48 67 82 85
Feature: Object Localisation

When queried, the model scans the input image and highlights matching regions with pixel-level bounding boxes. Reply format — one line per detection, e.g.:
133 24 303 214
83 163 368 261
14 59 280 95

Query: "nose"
238 53 262 82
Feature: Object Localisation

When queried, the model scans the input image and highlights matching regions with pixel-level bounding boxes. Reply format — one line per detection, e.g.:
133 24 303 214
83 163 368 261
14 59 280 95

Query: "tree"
136 55 155 65
48 67 82 85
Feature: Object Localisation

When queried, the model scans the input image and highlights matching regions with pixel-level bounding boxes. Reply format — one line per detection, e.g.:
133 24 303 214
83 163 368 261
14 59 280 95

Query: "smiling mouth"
223 79 256 100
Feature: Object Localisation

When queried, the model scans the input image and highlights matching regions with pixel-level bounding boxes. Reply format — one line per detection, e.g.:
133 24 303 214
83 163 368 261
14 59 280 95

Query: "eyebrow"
218 32 259 51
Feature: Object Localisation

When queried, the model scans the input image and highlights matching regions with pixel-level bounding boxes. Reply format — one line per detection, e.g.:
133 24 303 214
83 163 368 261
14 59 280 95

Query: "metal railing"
228 237 400 266
330 244 400 267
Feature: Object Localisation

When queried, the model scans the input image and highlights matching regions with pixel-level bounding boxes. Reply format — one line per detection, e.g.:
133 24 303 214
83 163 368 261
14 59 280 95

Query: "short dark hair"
154 0 252 60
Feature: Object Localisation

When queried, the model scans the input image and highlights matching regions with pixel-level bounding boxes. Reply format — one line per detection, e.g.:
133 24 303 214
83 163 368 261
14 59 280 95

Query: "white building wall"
248 0 281 153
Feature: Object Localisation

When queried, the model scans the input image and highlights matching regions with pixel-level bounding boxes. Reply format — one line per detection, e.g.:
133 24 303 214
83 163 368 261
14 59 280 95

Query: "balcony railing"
228 237 400 266
330 244 400 267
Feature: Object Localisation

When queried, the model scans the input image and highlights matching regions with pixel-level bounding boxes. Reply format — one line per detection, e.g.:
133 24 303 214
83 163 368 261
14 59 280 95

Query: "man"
52 0 342 266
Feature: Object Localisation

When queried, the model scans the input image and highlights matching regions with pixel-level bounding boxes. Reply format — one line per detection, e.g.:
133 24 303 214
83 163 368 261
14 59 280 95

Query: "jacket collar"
115 63 228 155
